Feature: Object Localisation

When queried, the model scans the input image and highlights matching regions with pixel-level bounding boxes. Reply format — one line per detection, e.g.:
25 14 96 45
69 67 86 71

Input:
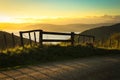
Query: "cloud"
96 15 120 23
15 15 120 24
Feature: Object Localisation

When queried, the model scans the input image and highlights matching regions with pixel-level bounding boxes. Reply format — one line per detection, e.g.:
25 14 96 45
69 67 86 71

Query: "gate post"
28 32 32 47
71 32 75 46
19 32 24 48
34 31 37 45
11 33 15 48
39 30 43 47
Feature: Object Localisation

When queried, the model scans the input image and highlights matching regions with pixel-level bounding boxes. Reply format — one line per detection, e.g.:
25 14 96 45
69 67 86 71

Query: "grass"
0 45 120 70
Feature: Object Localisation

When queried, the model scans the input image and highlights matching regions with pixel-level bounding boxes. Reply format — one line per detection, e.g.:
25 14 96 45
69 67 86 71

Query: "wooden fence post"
83 36 85 43
39 30 43 47
93 36 95 43
19 32 24 48
3 34 7 50
88 37 91 43
117 39 120 48
78 35 80 44
11 33 15 48
71 32 74 46
101 38 104 47
28 32 32 47
109 38 112 48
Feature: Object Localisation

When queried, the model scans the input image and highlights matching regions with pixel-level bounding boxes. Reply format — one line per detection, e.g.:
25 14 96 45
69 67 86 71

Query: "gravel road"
0 56 120 80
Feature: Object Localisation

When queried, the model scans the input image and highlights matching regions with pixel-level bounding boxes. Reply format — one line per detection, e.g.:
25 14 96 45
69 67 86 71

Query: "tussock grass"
0 45 120 70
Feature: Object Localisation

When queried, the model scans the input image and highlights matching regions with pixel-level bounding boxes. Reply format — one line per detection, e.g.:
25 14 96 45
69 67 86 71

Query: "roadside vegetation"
0 44 120 70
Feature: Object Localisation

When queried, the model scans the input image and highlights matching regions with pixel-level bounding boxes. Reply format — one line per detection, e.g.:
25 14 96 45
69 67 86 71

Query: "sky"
0 0 120 24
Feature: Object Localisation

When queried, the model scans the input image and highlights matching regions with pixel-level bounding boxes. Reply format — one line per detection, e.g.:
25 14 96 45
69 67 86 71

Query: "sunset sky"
0 0 120 24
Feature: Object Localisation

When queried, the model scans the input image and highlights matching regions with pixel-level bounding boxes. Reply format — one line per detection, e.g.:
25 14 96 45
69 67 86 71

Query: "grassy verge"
0 45 120 70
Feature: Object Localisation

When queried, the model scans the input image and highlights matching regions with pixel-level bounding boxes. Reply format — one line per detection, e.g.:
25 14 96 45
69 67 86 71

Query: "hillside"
80 23 120 41
0 31 30 50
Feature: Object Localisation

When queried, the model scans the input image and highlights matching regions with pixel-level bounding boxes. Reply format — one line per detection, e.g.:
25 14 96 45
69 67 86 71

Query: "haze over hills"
80 23 120 41
0 23 114 33
24 23 114 32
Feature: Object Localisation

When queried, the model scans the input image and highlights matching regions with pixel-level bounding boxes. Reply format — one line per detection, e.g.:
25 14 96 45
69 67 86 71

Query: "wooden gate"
19 30 75 47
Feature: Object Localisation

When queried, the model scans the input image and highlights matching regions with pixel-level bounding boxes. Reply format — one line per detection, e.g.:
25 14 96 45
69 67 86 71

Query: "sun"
0 16 11 22
0 16 25 23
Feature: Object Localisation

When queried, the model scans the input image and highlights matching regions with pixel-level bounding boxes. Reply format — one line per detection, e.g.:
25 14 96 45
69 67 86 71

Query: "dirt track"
0 56 120 80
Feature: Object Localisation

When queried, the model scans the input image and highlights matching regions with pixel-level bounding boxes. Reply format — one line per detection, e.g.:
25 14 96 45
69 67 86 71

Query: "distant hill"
80 23 120 41
23 23 114 32
0 31 31 50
